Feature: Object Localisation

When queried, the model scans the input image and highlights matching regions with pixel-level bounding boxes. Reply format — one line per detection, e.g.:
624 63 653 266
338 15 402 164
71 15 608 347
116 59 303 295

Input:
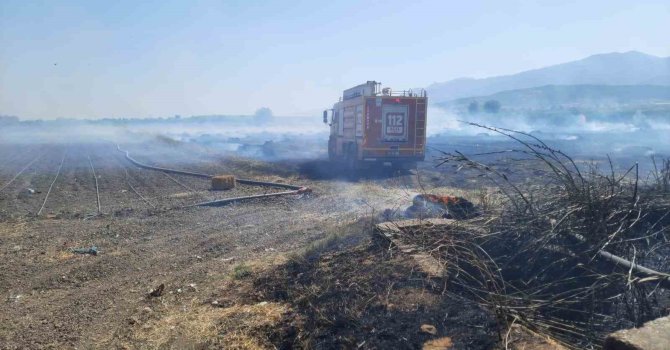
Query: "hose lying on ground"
117 144 310 207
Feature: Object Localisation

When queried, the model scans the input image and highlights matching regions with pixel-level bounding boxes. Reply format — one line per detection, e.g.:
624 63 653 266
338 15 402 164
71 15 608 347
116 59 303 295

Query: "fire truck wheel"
345 143 358 172
328 138 336 161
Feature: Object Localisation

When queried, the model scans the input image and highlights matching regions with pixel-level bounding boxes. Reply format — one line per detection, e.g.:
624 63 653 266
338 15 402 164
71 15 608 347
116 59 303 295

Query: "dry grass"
93 217 501 349
232 263 252 279
651 156 670 193
0 219 29 238
422 337 453 350
216 302 290 349
246 232 499 348
115 300 290 349
54 250 75 261
131 303 221 348
102 254 293 350
428 123 670 348
288 216 371 263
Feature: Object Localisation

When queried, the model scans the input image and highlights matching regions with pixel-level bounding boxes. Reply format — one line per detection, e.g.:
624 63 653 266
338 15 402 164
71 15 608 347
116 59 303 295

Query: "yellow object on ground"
211 175 236 190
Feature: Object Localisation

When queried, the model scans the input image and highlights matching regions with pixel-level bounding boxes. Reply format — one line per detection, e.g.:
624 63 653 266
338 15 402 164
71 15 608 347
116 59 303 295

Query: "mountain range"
445 84 670 109
427 51 670 103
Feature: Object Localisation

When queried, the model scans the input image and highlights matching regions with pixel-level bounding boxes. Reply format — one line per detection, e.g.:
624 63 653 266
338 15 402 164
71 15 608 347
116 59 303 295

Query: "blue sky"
1 0 668 119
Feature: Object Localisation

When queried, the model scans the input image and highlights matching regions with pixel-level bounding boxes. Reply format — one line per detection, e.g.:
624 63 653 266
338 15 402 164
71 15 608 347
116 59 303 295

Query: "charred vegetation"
418 123 670 348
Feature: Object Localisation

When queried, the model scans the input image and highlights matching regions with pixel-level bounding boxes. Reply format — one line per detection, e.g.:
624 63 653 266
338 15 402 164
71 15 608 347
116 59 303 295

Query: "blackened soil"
245 233 500 350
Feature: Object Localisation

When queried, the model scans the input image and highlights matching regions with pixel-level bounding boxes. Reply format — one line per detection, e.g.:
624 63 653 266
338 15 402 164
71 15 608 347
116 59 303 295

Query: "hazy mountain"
427 51 670 103
444 85 670 109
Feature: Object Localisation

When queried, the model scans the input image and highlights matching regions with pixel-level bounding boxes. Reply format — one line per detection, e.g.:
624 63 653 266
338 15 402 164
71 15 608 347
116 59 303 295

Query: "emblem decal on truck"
382 104 408 142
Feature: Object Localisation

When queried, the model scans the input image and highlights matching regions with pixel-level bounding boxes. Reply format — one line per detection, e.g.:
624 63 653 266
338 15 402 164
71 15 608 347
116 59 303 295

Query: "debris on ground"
71 246 98 255
405 194 478 219
376 219 456 278
148 283 165 298
296 186 312 195
603 315 670 350
420 324 438 335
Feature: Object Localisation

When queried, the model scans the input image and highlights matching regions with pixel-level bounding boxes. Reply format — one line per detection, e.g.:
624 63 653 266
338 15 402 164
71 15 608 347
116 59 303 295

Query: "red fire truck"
323 81 427 170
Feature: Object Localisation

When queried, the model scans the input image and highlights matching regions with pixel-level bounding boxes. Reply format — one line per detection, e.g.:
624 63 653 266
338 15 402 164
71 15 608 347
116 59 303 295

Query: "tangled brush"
418 123 670 348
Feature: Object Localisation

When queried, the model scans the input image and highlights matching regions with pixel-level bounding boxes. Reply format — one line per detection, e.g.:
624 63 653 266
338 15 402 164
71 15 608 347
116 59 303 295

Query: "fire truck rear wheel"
345 143 358 172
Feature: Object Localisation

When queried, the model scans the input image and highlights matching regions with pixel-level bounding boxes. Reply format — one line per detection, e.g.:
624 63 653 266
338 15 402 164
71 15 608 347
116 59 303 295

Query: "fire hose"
117 145 310 207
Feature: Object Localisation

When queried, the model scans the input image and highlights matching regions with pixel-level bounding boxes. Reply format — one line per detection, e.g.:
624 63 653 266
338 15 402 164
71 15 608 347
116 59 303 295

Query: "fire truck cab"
323 81 427 171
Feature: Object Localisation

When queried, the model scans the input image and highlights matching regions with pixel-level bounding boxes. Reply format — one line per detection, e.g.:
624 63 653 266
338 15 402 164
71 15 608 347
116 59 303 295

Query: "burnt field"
0 141 323 348
0 136 668 350
0 139 484 349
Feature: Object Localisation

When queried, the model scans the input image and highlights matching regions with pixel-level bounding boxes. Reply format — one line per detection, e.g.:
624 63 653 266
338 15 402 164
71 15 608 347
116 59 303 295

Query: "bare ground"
0 140 550 349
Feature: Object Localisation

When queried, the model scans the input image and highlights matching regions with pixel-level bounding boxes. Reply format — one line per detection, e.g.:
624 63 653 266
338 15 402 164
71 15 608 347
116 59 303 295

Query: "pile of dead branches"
428 124 670 348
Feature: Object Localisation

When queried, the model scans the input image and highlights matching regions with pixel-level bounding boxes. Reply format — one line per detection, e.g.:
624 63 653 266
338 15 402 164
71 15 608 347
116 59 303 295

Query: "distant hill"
443 85 670 110
427 51 670 103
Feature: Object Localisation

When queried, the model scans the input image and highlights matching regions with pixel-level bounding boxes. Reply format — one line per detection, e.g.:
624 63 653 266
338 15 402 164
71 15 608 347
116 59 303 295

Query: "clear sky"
1 0 668 119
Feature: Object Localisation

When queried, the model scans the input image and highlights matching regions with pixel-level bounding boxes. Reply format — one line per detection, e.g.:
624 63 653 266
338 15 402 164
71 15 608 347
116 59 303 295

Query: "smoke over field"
2 92 669 350
2 0 669 346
